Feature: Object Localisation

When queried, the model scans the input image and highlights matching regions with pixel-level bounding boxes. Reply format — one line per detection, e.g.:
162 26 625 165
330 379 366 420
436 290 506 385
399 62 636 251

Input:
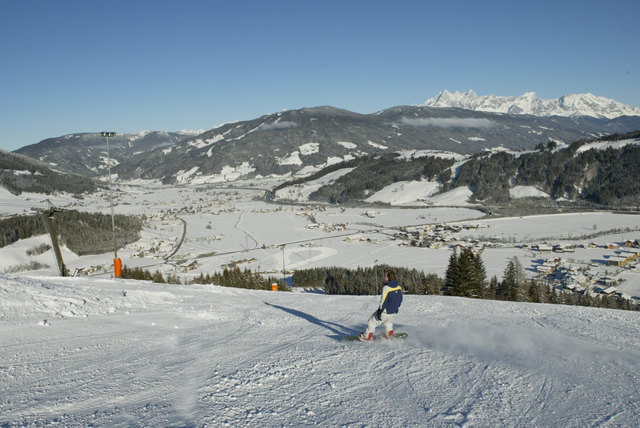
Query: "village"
395 221 640 305
529 240 640 303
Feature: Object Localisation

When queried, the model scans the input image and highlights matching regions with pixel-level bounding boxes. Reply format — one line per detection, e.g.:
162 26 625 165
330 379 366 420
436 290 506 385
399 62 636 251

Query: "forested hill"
0 150 97 196
0 210 143 256
452 132 640 205
283 132 640 207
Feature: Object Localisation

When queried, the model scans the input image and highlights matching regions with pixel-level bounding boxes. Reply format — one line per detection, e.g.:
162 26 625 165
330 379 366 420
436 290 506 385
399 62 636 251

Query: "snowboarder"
359 269 403 340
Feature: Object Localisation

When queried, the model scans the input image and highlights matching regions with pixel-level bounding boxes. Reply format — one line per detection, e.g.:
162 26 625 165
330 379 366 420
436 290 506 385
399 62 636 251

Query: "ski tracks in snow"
2 277 640 427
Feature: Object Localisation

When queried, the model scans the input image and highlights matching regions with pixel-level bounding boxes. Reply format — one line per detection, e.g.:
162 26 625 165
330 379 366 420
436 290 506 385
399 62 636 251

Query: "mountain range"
425 90 640 119
9 92 640 188
15 130 198 178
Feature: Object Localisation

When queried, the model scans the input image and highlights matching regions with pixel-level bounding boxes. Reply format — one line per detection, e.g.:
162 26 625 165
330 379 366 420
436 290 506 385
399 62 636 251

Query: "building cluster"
606 241 640 267
130 238 177 259
399 223 490 249
344 235 377 244
305 222 348 232
220 257 257 270
532 239 640 304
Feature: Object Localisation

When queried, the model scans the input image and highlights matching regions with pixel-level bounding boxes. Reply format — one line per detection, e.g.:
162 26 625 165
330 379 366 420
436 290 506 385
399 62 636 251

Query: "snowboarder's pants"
364 311 396 335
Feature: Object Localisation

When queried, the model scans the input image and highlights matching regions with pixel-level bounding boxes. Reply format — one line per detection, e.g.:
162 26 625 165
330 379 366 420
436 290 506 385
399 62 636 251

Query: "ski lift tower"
101 131 122 277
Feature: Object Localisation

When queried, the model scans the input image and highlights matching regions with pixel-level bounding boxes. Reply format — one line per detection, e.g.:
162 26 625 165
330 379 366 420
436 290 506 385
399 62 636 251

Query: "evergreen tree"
443 248 461 296
580 290 594 307
487 275 499 300
502 257 527 301
424 273 444 295
152 270 166 284
526 279 540 303
444 247 486 298
466 248 487 298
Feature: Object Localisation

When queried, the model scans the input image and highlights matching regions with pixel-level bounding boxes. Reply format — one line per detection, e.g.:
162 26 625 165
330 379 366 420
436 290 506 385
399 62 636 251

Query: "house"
607 256 629 267
598 276 618 287
181 261 199 272
536 264 555 274
621 248 640 258
534 244 553 252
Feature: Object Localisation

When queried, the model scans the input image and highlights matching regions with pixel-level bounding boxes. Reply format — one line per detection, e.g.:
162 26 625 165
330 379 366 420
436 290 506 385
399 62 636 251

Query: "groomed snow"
365 180 440 205
509 185 550 199
275 168 355 201
1 273 639 426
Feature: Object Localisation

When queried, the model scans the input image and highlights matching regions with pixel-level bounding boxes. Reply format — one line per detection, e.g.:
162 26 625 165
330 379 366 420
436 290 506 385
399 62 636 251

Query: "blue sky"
1 0 639 151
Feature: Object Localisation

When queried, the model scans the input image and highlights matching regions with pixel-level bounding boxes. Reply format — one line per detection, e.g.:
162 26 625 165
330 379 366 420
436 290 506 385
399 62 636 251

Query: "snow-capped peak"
425 90 640 119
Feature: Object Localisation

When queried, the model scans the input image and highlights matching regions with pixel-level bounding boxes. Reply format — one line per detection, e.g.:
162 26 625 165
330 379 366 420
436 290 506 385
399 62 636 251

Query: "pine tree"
152 270 166 284
526 279 540 303
502 257 527 301
548 284 558 304
444 247 486 298
424 273 443 295
487 275 499 300
469 248 487 298
444 248 461 296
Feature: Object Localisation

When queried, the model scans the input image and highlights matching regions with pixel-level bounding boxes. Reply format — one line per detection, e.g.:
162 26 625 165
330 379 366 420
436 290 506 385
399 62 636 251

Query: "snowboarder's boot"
359 332 373 341
384 330 393 338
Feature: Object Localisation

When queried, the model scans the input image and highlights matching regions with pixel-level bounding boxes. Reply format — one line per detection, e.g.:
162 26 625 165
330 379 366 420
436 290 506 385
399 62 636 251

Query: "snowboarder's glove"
376 308 382 320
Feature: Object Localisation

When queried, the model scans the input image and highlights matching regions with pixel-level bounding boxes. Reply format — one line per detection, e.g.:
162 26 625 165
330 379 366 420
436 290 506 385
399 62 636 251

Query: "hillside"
14 131 196 178
274 132 640 207
0 150 97 196
14 105 640 186
1 273 638 426
0 210 144 255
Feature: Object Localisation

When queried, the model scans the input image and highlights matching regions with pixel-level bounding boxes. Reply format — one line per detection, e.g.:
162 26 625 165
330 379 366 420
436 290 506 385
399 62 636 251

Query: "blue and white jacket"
379 280 403 314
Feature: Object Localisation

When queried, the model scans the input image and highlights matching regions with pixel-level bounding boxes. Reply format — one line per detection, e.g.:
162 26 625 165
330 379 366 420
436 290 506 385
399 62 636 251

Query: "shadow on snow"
264 302 358 340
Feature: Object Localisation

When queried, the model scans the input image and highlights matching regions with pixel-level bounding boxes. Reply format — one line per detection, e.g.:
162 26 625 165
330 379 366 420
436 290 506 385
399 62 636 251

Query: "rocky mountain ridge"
425 90 640 119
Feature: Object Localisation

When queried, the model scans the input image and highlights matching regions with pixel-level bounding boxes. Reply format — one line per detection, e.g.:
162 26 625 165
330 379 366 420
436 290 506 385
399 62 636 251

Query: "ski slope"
1 273 638 427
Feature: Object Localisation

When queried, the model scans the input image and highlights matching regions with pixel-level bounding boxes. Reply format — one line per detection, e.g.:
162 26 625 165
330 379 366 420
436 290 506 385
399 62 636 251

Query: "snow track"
1 273 639 426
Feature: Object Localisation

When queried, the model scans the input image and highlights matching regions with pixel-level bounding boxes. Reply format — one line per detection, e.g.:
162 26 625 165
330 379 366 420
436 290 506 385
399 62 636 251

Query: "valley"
2 176 639 305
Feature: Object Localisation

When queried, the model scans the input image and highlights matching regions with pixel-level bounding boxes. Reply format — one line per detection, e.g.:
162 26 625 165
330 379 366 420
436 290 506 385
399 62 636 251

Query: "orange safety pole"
114 258 122 278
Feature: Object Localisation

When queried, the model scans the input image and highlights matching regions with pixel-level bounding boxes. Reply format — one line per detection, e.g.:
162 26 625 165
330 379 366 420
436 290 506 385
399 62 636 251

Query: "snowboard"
342 332 408 341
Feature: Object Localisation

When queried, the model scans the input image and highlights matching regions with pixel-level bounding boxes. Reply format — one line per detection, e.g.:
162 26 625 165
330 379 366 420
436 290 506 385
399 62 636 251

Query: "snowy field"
2 180 640 299
1 273 639 427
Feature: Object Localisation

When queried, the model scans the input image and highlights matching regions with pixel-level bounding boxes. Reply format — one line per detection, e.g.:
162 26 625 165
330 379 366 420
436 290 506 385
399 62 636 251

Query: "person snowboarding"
359 269 403 340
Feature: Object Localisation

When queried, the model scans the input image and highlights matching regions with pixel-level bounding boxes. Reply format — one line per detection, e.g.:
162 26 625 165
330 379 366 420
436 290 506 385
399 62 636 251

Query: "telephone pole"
281 244 286 284
40 208 66 277
101 131 122 277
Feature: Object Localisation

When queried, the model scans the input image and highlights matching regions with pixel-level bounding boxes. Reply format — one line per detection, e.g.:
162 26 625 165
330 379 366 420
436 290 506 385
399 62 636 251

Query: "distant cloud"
400 117 496 128
257 121 298 131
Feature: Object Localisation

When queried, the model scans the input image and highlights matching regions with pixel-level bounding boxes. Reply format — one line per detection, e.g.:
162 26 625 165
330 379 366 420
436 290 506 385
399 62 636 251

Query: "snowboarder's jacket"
379 280 402 314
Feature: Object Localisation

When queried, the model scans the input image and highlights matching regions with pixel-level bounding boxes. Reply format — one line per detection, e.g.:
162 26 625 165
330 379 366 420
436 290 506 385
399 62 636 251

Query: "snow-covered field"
2 180 640 299
1 273 639 427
